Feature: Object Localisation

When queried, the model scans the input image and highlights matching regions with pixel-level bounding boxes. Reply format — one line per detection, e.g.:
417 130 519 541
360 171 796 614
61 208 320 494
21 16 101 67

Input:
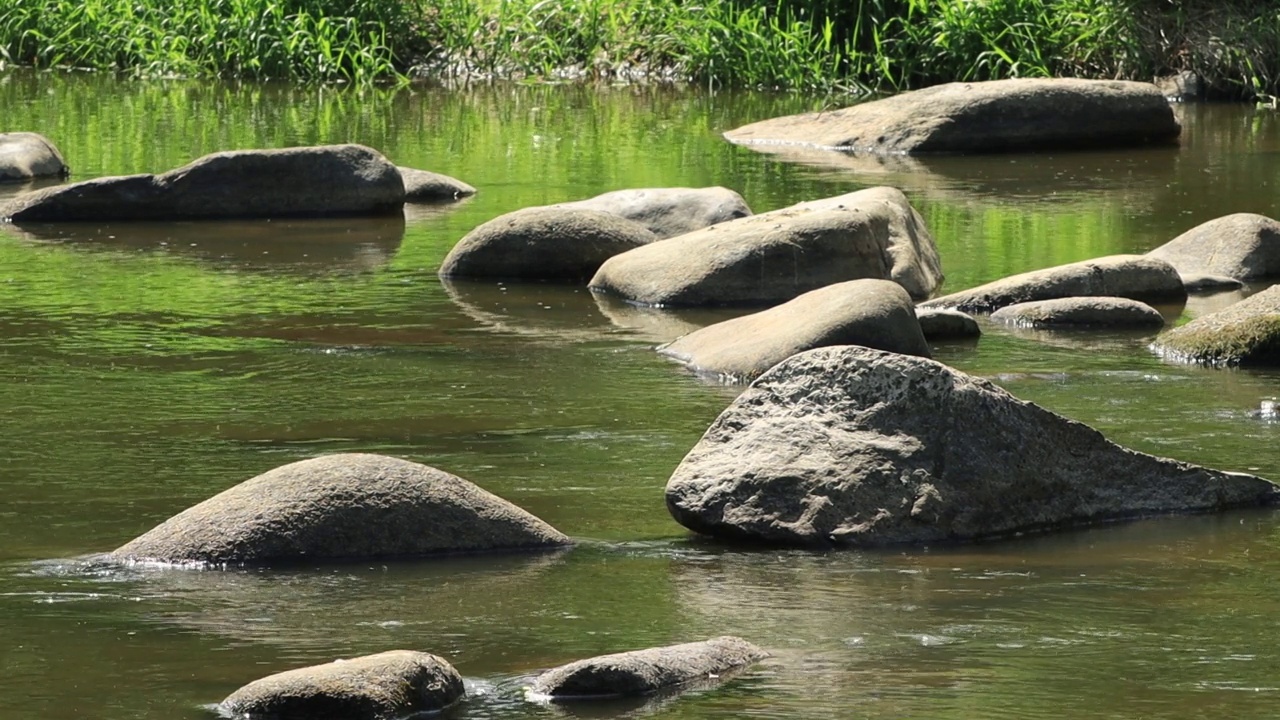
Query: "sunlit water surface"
2 70 1280 719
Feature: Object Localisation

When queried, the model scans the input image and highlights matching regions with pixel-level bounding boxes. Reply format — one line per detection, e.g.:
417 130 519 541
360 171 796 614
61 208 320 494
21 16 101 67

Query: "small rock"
398 166 476 202
528 636 769 699
916 308 981 340
0 132 69 182
990 296 1165 328
219 650 464 720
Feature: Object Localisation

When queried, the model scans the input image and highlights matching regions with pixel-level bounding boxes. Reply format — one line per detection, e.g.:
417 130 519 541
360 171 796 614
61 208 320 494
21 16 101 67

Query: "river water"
1 70 1279 719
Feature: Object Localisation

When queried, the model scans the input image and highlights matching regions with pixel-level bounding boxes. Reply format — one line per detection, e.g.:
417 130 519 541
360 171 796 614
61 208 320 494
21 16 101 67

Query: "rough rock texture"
665 346 1278 547
398 166 476 202
111 453 571 566
1151 284 1280 366
724 79 1179 154
919 255 1185 314
916 308 981 340
0 132 69 182
589 187 943 307
659 279 928 381
558 187 752 239
438 206 657 281
990 296 1165 328
528 636 769 699
1 144 403 221
219 650 464 720
1147 213 1280 281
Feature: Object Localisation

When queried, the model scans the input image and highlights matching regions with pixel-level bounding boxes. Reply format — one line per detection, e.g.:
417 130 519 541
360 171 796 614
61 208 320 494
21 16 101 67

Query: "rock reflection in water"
2 214 406 272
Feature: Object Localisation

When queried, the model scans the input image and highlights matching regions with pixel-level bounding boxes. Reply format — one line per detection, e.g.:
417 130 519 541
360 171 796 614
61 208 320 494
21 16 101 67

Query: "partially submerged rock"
220 650 464 720
0 132 69 182
590 186 943 307
724 78 1179 154
916 308 981 341
665 346 1278 547
111 453 571 566
398 166 476 202
558 187 752 239
1147 213 1280 281
990 296 1165 328
439 206 657 281
1 144 403 221
1181 273 1245 293
659 279 928 381
919 255 1185 314
1151 285 1280 366
528 636 768 700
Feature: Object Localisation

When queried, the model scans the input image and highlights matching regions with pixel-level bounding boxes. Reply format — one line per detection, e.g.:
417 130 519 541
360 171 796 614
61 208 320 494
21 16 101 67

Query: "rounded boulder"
0 132 69 182
110 453 571 566
529 636 768 699
1147 213 1280 281
990 296 1165 328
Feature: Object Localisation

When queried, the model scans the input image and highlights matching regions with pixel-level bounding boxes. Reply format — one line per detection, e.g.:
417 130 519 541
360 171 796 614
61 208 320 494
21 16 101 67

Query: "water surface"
2 71 1280 718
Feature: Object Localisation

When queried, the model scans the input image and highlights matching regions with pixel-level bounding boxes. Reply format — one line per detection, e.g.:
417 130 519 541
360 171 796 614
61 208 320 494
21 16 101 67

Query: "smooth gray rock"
439 206 657 281
220 650 464 720
659 279 928 381
1147 213 1280 281
919 255 1185 314
1 144 403 221
1181 272 1245 292
398 166 476 202
1151 284 1280 366
0 132 69 182
111 453 571 566
990 296 1165 328
558 187 752 239
724 78 1179 154
589 186 943 307
528 636 768 699
916 308 981 340
665 346 1278 547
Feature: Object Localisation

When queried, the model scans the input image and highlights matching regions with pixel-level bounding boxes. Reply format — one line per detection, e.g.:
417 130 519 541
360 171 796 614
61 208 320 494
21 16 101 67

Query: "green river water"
2 69 1280 719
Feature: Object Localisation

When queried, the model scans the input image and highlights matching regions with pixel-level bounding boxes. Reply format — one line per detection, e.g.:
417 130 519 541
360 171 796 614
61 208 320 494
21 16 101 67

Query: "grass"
1 0 1279 97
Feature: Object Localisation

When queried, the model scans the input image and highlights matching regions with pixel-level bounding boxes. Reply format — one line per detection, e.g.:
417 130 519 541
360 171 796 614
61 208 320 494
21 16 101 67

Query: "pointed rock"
666 346 1278 547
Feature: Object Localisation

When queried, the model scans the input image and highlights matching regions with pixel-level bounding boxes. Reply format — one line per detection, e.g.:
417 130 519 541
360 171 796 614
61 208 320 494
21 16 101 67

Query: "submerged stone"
1151 284 1280 366
398 166 476 202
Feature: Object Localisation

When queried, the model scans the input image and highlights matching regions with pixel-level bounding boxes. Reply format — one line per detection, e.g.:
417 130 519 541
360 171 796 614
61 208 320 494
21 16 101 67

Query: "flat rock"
528 636 768 699
558 187 752 239
111 453 571 566
589 186 943 307
0 132 69 182
724 78 1179 154
919 255 1185 314
916 308 981 340
1147 213 1280 281
220 650 464 720
990 296 1165 328
659 279 928 381
1181 272 1245 292
439 206 656 281
398 166 476 202
665 346 1278 547
1151 284 1280 366
1 144 403 221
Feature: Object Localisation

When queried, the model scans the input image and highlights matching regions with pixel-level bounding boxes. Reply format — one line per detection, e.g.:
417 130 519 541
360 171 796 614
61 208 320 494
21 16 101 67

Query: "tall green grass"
2 0 1279 97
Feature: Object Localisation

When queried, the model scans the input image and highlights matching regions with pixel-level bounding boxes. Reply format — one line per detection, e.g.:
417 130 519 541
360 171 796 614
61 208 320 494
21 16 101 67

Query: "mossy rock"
1152 285 1280 366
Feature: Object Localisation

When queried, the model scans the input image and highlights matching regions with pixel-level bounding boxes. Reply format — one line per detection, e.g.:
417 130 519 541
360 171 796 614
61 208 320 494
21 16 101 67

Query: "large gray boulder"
111 453 571 566
1 144 403 221
1147 213 1280 281
0 132 69 182
659 279 928 381
1151 284 1280 366
723 78 1179 154
558 187 752 239
990 296 1165 328
398 166 476 202
528 636 768 700
919 255 1185 314
438 206 657 281
590 186 943 307
665 346 1278 547
220 650 464 720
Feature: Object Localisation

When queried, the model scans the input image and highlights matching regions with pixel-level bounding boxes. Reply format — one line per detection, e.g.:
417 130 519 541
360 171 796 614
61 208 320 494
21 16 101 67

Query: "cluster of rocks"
14 77 1280 717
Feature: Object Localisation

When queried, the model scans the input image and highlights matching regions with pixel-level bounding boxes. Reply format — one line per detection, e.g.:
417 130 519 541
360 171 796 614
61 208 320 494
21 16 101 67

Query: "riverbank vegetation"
2 0 1278 98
